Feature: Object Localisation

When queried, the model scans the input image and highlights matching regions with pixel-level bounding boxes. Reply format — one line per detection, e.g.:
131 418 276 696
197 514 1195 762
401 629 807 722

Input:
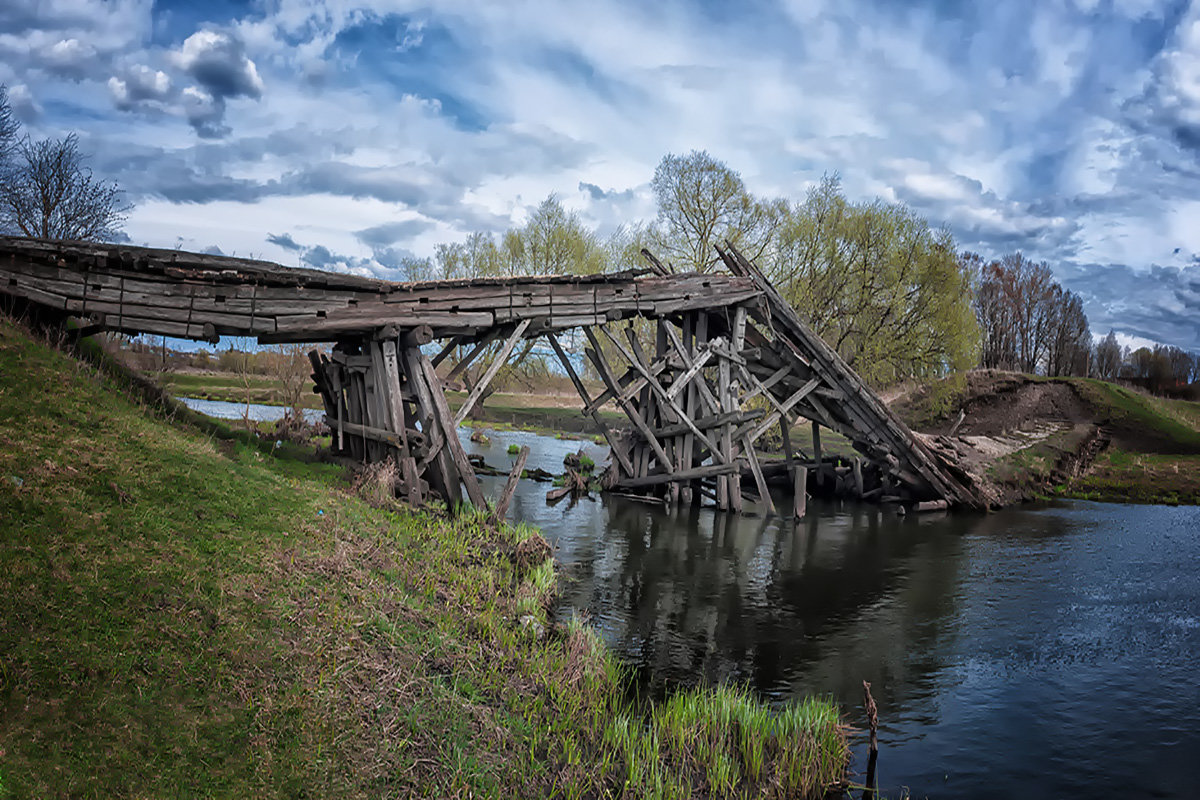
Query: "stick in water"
862 680 879 800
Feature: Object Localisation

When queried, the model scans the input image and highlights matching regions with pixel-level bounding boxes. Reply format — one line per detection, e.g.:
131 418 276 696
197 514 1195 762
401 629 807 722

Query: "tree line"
2 83 1195 397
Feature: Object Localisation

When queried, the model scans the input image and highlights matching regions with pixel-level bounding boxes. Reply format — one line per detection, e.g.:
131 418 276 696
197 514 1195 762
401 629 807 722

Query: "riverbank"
0 316 849 798
893 370 1200 506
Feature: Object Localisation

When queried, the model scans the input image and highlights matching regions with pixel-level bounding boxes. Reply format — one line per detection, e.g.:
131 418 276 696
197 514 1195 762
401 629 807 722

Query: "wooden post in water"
491 445 529 526
794 465 808 520
811 420 823 491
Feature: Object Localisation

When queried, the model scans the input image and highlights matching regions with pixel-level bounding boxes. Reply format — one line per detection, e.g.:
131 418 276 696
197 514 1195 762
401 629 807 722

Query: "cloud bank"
2 0 1198 349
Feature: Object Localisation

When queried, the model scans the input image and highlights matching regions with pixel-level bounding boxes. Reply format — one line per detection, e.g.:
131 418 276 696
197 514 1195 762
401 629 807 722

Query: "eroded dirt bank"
890 370 1196 507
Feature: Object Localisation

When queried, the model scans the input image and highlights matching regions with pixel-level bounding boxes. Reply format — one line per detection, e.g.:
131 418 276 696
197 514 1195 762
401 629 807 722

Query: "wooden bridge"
0 235 983 514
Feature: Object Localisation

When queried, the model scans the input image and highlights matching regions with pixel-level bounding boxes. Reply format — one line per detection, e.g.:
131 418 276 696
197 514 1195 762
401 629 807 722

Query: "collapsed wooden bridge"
1 235 983 514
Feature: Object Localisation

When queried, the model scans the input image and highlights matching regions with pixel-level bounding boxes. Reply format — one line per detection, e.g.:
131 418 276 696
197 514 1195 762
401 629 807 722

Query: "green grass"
0 316 848 798
1068 378 1200 452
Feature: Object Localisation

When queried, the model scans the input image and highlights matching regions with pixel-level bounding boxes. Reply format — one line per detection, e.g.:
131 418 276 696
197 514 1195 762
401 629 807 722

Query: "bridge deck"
0 237 760 343
0 235 983 511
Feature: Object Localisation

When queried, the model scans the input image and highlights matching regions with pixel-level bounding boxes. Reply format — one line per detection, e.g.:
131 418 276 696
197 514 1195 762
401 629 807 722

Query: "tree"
649 150 780 272
0 132 129 241
972 252 1085 375
434 195 615 417
0 85 19 168
1045 286 1090 377
267 343 315 419
1095 330 1122 379
768 176 979 383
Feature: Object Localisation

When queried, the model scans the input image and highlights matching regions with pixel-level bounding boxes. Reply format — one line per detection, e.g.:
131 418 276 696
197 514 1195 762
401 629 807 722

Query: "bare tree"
973 252 1083 375
1094 330 1122 379
1045 286 1090 377
0 133 129 241
267 343 315 419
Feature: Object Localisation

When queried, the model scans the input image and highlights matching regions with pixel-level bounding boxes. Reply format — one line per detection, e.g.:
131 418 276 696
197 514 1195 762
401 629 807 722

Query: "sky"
2 0 1199 352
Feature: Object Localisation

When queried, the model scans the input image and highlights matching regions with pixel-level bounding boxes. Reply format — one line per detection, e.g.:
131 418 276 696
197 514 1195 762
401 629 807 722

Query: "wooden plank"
419 353 488 510
453 319 531 426
615 461 741 490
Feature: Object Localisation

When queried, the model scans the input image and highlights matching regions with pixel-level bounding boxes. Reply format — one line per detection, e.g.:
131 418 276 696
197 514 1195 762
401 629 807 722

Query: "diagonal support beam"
444 325 506 386
736 377 822 444
546 333 636 478
583 328 675 472
453 319 531 426
599 326 728 464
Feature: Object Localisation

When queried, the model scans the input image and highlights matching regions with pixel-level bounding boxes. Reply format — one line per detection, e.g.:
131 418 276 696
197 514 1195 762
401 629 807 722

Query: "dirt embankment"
892 371 1110 507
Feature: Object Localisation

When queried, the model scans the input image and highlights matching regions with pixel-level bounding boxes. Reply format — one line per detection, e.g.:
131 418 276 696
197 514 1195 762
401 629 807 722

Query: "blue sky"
2 0 1199 350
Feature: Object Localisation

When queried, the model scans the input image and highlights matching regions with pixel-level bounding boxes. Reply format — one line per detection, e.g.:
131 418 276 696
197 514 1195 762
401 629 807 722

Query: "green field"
1 316 849 798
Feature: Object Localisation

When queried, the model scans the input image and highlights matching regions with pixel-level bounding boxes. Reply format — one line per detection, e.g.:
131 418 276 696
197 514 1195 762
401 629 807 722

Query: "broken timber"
0 235 984 514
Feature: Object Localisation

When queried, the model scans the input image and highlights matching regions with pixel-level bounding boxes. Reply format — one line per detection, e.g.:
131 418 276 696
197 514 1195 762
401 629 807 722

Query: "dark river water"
464 428 1200 800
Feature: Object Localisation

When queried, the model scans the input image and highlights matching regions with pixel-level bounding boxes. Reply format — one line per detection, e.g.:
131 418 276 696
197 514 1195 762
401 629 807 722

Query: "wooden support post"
679 312 696 506
402 345 460 509
852 457 864 499
491 445 529 525
381 338 422 506
812 420 823 482
794 465 808 520
656 320 680 506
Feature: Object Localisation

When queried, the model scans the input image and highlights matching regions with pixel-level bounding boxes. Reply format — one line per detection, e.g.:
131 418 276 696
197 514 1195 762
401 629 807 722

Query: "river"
467 428 1200 799
186 401 1200 797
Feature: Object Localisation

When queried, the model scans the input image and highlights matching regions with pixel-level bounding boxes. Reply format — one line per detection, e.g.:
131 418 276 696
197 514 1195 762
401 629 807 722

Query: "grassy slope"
893 371 1200 505
0 318 847 799
1060 379 1200 505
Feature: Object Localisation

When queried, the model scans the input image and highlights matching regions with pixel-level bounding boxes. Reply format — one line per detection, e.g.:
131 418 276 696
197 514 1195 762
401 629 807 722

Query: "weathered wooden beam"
583 328 673 474
453 319 531 426
402 346 460 508
736 377 821 444
653 409 762 439
321 416 425 450
491 445 529 525
600 325 727 464
444 325 505 385
419 354 488 510
545 333 636 479
794 465 808 520
615 461 741 490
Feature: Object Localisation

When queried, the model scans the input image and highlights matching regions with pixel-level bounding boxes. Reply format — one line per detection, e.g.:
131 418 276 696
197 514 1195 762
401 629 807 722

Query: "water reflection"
467 428 1200 800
